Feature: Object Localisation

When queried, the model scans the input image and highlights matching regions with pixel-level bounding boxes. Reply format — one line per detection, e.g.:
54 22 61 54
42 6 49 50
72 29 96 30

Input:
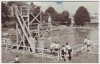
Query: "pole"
38 24 40 52
41 39 44 62
28 5 30 32
40 10 42 23
50 21 52 45
42 45 44 61
16 23 19 45
57 49 60 62
6 42 7 53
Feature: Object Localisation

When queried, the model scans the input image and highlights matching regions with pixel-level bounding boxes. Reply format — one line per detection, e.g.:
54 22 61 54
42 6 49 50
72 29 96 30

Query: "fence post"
6 43 7 53
57 49 60 62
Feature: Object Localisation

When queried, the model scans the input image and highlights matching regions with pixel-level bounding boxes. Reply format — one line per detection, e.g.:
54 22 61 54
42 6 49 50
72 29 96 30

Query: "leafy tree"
74 6 91 26
45 6 58 22
1 2 10 25
45 6 56 15
61 10 71 26
7 1 27 6
44 7 71 26
54 13 62 22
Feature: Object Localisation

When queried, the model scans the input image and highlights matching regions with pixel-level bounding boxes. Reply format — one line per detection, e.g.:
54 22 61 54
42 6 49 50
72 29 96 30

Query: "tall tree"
45 6 58 22
61 10 71 26
7 1 27 6
74 6 91 26
45 6 56 15
1 2 10 24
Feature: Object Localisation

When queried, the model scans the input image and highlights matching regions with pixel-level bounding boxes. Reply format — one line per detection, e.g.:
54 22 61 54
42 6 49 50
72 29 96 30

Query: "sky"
27 1 99 14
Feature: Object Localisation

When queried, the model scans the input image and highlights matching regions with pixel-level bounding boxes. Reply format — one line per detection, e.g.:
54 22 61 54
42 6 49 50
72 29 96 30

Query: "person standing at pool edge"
65 43 72 61
83 37 88 51
86 39 91 52
61 45 66 61
84 37 88 45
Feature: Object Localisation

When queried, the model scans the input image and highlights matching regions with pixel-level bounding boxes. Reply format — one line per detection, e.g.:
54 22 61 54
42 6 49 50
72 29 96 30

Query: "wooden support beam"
27 6 30 32
5 40 8 52
29 11 41 24
16 24 26 50
18 10 32 37
40 10 42 23
16 23 19 45
15 7 30 45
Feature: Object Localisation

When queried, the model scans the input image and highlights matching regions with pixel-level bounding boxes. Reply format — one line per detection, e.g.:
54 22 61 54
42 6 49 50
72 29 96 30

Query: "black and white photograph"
1 0 99 63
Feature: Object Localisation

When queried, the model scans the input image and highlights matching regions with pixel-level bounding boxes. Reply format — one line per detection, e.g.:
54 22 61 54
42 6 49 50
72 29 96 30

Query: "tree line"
1 2 91 27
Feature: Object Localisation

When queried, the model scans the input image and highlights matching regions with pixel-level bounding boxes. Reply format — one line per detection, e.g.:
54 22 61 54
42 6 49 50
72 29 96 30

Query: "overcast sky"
28 1 99 14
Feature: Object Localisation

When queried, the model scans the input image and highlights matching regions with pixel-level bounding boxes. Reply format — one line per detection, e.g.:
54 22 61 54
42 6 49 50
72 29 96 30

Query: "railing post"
57 49 60 62
6 43 7 53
